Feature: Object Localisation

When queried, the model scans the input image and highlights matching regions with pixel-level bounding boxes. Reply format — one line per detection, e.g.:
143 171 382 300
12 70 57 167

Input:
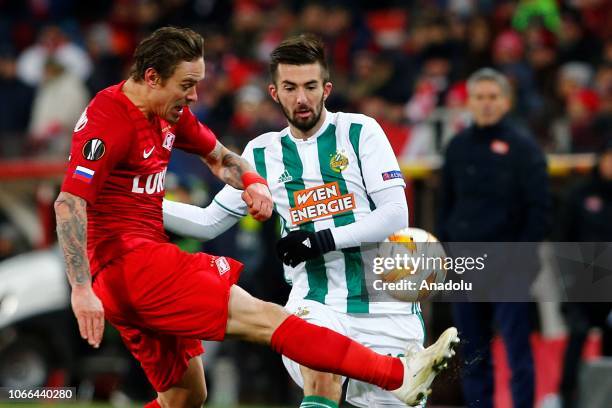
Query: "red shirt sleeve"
61 95 132 205
173 107 217 156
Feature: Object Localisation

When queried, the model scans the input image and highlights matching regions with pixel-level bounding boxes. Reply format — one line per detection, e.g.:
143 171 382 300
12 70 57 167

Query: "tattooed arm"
54 191 104 348
202 140 273 221
202 141 255 189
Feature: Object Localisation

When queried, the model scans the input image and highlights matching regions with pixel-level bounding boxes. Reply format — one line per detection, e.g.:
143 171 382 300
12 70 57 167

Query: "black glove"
276 229 336 267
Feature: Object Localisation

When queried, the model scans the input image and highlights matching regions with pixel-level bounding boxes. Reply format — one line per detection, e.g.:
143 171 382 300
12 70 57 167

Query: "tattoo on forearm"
55 194 91 286
204 143 255 189
220 150 249 188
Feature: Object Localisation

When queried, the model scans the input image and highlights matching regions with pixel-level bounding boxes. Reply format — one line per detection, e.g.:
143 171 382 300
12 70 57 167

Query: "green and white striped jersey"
215 110 418 314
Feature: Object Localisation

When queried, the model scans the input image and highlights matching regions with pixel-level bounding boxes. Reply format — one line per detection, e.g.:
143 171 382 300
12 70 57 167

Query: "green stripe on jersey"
253 146 289 235
318 124 368 313
281 135 328 303
348 123 376 211
252 147 267 179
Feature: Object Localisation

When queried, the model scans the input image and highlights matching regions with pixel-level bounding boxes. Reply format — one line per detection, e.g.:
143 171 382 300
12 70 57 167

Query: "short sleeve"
212 141 258 217
61 97 131 205
173 107 217 157
358 118 406 194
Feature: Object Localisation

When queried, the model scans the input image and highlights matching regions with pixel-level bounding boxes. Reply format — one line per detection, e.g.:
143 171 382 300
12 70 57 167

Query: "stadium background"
0 0 611 407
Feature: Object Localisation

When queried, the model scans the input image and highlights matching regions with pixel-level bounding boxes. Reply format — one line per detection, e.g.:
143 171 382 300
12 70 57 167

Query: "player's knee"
303 369 342 401
226 286 290 342
251 299 289 340
261 300 290 326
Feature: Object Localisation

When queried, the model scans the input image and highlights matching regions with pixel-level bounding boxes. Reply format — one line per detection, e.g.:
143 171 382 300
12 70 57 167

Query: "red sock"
144 399 161 408
271 315 404 390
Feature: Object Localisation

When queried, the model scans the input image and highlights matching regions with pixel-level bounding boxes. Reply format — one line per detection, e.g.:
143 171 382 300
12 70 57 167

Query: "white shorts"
283 299 426 408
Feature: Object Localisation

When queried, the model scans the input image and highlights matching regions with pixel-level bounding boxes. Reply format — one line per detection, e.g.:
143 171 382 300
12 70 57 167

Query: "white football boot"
391 326 460 406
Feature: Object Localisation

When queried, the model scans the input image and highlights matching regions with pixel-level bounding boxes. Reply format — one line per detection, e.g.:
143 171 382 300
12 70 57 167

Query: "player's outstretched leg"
225 285 459 406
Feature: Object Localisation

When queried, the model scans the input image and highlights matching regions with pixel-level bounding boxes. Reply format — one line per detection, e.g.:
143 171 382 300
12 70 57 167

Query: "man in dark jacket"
437 68 551 408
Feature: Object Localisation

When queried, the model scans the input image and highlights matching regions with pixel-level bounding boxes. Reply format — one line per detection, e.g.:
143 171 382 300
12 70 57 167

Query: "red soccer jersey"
61 81 217 275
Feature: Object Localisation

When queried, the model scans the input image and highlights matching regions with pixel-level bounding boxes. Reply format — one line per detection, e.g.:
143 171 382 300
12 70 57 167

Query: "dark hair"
269 34 329 83
130 27 204 82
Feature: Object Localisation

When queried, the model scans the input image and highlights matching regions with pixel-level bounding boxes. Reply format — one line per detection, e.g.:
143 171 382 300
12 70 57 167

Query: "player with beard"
164 34 459 408
56 28 458 408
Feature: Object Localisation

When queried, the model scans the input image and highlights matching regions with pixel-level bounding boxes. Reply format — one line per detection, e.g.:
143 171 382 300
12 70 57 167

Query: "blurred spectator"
365 8 407 50
0 46 34 157
573 0 612 40
603 39 612 64
556 138 612 408
512 0 561 33
557 9 602 65
493 29 543 120
230 1 265 59
84 23 125 95
525 27 558 102
591 63 612 147
553 62 594 151
441 80 471 146
322 4 368 76
460 15 493 77
525 27 559 148
28 58 89 158
557 62 594 104
298 2 326 35
359 95 412 158
224 84 285 150
16 25 92 86
566 88 601 152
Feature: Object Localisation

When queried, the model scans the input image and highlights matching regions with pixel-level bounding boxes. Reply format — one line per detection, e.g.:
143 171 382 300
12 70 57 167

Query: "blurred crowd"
0 0 611 161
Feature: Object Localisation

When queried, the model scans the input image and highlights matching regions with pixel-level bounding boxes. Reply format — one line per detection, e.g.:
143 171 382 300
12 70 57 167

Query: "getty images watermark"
370 252 487 293
364 242 612 302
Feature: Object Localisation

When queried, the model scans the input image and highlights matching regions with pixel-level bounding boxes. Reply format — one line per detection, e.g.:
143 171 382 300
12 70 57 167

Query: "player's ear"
323 81 332 102
268 83 279 103
144 68 161 88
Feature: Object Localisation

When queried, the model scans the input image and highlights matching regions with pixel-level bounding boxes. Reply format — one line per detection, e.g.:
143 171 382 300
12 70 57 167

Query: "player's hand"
71 285 105 348
276 229 336 267
242 183 273 221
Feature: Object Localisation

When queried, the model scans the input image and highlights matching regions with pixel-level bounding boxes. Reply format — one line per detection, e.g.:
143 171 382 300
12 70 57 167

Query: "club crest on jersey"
163 132 175 151
82 138 105 161
330 150 349 172
214 256 230 275
289 182 355 225
294 306 310 317
490 139 509 155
